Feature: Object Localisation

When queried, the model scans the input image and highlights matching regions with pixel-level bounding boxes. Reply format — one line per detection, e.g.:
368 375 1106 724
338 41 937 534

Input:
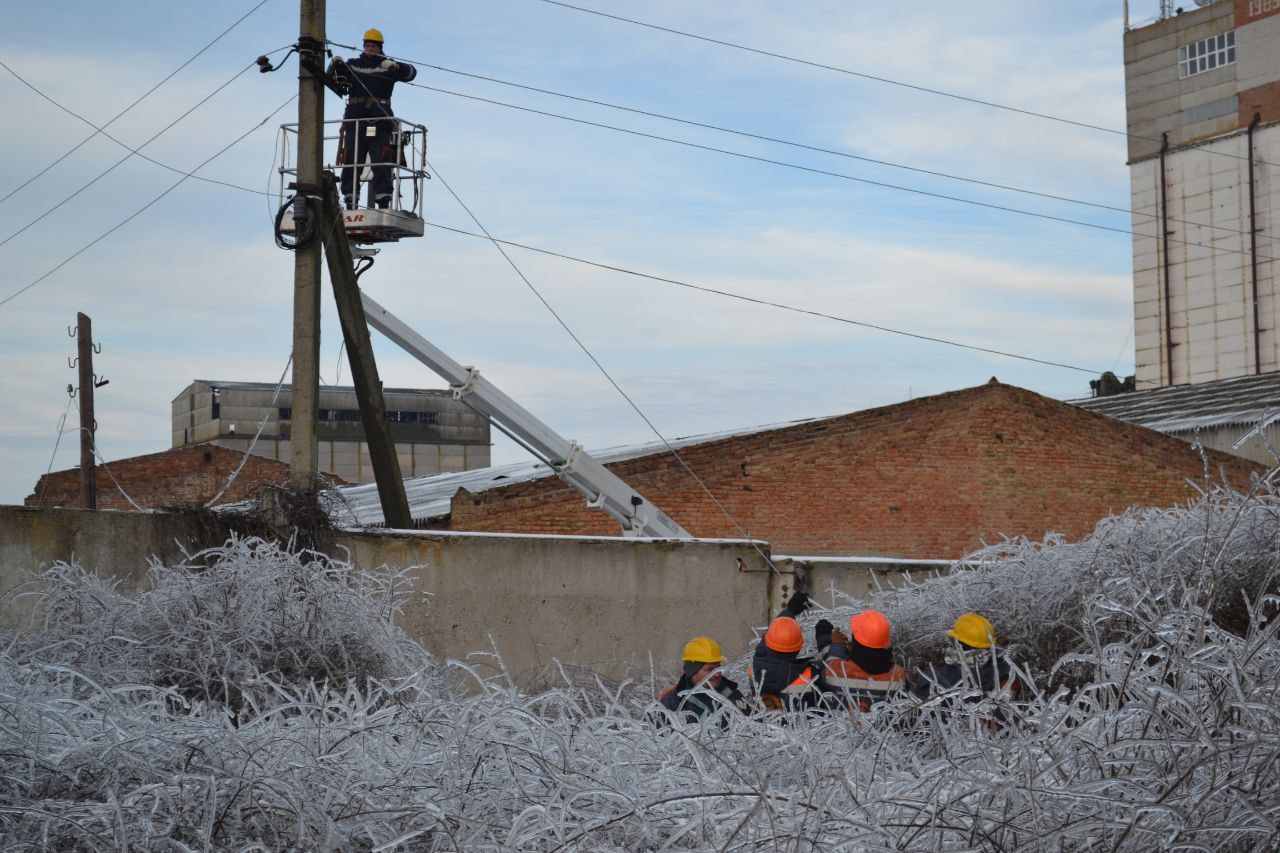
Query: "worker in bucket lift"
912 613 1015 701
655 637 749 728
749 591 828 711
815 609 908 712
327 28 417 210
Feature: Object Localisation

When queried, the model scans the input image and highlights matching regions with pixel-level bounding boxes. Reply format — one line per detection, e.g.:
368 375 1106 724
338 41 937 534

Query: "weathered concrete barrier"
0 506 235 628
0 506 774 685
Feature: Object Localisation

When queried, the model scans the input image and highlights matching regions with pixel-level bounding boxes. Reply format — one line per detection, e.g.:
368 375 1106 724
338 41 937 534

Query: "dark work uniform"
749 597 828 711
656 675 749 728
327 51 417 207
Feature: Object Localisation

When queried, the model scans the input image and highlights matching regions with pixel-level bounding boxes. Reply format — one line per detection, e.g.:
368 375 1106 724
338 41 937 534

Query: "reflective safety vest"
750 663 819 710
823 659 907 712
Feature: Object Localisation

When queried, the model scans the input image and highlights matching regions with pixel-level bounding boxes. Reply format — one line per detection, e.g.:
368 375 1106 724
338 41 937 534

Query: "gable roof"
325 415 830 525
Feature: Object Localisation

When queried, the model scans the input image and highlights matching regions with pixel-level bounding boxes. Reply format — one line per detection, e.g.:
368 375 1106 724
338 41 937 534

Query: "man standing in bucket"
328 28 417 209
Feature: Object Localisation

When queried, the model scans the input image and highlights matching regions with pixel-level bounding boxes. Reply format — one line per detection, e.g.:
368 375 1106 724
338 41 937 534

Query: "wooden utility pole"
289 0 326 489
319 173 413 528
76 312 96 509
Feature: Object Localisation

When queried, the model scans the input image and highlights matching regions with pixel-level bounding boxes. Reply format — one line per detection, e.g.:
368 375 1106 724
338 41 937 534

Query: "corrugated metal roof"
325 415 826 526
1070 371 1280 433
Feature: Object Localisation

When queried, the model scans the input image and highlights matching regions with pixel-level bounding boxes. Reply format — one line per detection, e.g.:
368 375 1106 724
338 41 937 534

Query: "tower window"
1178 31 1235 79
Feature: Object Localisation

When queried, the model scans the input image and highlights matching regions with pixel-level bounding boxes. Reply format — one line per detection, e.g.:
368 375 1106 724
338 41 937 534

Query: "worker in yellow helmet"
326 28 418 209
655 636 749 727
913 613 1015 701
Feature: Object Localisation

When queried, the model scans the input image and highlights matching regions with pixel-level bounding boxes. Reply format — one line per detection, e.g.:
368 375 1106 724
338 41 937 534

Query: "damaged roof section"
1072 371 1280 433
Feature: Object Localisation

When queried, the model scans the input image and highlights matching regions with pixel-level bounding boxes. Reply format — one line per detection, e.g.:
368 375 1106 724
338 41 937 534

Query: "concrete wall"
342 530 774 686
0 505 235 628
0 505 778 687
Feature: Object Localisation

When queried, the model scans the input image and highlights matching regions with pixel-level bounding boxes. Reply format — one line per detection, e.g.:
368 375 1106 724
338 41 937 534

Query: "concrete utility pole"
319 173 413 529
75 312 96 509
289 0 325 489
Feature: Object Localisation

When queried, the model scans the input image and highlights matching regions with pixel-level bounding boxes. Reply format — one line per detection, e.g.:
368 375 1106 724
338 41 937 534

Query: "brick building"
26 445 326 511
334 381 1259 558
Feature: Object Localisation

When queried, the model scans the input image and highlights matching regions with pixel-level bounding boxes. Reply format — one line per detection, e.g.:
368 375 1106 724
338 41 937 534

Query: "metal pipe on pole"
289 0 325 490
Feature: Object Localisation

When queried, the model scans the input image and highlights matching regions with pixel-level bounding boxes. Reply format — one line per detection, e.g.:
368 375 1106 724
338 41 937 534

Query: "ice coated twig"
2 487 1279 849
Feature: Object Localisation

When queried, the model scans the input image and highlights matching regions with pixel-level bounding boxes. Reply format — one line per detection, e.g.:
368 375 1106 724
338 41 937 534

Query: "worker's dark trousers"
338 115 395 207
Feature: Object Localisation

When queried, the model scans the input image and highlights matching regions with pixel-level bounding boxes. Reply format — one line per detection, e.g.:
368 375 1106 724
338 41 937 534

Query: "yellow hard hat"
363 28 385 44
681 636 723 664
948 613 995 649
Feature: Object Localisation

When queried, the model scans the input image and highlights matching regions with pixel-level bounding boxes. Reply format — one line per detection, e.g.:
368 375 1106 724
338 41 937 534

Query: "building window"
1178 31 1235 79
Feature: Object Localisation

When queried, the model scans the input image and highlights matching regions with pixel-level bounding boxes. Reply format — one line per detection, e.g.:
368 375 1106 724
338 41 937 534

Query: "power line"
404 81 1279 265
0 0 276 207
0 58 277 200
528 0 1273 170
427 159 783 564
0 59 266 250
0 94 297 310
378 56 1258 243
421 219 1142 382
33 393 76 508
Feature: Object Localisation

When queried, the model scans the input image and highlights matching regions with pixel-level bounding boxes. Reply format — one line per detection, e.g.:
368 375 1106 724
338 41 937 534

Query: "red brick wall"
447 382 1260 558
1237 0 1280 27
26 445 297 510
1239 81 1280 126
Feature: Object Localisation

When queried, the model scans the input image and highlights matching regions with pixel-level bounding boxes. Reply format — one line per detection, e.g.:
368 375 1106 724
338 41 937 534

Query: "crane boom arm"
361 293 692 538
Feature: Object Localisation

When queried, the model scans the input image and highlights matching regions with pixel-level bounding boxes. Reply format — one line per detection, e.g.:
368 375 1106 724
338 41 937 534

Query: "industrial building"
171 380 491 484
1123 0 1280 387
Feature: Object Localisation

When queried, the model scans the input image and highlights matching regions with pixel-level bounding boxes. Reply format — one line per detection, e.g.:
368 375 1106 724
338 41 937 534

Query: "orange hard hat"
764 616 804 653
849 609 892 649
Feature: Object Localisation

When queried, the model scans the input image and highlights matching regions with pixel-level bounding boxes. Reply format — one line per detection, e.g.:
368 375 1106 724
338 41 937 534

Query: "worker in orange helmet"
749 591 828 711
655 636 749 728
816 609 908 712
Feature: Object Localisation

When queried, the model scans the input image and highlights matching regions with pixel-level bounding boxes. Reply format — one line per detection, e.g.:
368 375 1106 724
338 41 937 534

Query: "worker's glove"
815 618 833 637
381 59 399 71
785 591 811 615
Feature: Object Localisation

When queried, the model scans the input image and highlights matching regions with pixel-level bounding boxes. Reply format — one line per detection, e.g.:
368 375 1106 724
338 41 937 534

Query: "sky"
0 0 1158 505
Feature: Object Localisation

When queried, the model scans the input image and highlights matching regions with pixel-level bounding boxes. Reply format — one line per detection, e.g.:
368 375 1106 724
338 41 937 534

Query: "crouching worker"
750 592 827 711
816 609 908 712
655 637 749 728
913 613 1016 709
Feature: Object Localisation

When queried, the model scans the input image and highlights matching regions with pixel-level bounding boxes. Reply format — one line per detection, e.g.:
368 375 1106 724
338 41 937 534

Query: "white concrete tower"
1125 0 1280 387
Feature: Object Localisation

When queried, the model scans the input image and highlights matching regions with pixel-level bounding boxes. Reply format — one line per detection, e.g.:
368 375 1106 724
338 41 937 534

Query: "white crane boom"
361 293 692 538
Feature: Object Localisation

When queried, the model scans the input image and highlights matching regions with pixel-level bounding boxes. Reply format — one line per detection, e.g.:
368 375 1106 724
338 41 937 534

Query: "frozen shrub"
2 493 1279 849
13 536 429 712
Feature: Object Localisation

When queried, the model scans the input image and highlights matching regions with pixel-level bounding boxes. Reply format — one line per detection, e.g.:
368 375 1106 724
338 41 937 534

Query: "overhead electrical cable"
421 219 1149 382
0 0 277 206
0 94 297 310
375 56 1260 242
0 59 269 250
404 82 1278 265
428 160 784 563
528 0 1274 169
0 59 277 199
